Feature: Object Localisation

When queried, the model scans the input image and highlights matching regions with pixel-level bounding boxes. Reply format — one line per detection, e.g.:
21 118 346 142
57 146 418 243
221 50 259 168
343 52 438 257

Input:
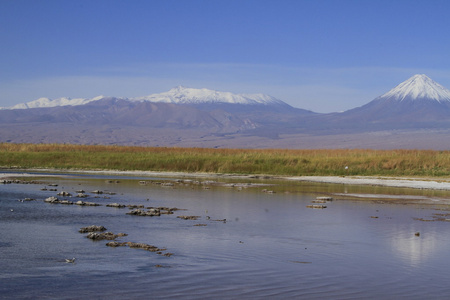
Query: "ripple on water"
1 174 450 299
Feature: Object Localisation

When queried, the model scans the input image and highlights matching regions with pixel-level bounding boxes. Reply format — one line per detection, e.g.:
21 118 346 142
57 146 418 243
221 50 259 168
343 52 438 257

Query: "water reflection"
389 225 440 267
2 172 450 299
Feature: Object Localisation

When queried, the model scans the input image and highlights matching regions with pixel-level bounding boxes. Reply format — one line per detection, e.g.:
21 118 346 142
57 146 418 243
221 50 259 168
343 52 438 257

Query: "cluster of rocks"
13 178 230 265
87 232 128 240
75 200 100 206
79 225 126 240
106 241 171 255
177 215 200 220
306 196 333 209
414 212 450 222
126 206 179 217
127 208 162 217
44 196 101 206
42 190 184 218
106 203 127 208
42 187 115 206
20 180 224 229
44 196 74 205
79 225 107 233
107 242 173 257
78 225 173 257
139 179 268 192
1 179 44 184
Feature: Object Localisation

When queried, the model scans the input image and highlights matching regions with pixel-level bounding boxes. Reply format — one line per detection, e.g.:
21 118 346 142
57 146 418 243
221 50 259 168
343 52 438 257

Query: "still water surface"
1 171 450 299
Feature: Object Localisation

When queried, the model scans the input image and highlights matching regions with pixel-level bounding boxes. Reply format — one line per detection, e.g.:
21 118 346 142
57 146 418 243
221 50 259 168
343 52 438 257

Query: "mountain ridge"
2 86 292 110
1 74 450 149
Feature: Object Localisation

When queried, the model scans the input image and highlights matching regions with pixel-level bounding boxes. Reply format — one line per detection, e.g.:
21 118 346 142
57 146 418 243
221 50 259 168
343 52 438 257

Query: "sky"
1 0 450 113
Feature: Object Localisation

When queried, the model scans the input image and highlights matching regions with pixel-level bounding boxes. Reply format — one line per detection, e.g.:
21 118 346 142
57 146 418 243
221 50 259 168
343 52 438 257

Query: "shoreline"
2 168 450 191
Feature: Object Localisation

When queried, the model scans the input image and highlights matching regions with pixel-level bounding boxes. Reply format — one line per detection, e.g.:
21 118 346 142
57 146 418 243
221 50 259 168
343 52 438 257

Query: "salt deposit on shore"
282 176 450 191
2 170 450 191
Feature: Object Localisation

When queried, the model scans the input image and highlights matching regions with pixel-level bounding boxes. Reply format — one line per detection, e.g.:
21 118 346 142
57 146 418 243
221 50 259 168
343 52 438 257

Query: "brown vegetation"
1 143 449 177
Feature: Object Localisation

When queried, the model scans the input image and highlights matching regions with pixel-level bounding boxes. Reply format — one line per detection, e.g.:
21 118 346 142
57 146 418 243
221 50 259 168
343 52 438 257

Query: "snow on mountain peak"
3 87 287 110
133 86 286 106
8 96 104 109
380 74 450 102
6 76 449 111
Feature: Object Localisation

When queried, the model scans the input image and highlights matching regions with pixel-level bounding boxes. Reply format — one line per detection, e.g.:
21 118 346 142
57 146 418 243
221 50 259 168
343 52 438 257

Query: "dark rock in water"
126 208 161 216
306 205 327 209
212 219 227 223
106 241 127 247
149 206 179 214
79 225 107 233
86 231 127 241
126 242 164 252
177 215 200 220
106 203 126 208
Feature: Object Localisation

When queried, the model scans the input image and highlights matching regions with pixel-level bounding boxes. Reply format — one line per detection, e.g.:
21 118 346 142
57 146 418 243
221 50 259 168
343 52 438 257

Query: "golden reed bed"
1 143 449 177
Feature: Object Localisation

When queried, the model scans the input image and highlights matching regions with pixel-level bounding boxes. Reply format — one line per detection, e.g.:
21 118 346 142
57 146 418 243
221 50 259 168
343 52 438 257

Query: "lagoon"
1 171 450 299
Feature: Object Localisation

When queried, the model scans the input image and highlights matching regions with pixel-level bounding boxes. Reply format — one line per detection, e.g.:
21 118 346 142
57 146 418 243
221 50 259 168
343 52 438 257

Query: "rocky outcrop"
126 208 161 217
79 225 107 233
86 232 128 241
75 200 100 206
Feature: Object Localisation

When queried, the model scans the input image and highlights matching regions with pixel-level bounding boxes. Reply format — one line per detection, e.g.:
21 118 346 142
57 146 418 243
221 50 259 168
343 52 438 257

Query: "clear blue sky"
1 0 450 112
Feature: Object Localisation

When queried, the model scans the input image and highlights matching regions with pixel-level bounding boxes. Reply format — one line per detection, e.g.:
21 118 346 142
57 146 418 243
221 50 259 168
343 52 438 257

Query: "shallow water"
1 172 450 299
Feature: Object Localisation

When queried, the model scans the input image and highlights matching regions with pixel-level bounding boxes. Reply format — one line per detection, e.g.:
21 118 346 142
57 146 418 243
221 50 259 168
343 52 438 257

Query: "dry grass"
1 143 449 177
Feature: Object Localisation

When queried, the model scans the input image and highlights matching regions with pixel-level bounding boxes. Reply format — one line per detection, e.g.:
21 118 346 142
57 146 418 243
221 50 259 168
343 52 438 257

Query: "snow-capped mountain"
376 74 450 103
8 95 107 109
133 86 288 106
1 74 450 148
3 87 290 110
330 74 450 127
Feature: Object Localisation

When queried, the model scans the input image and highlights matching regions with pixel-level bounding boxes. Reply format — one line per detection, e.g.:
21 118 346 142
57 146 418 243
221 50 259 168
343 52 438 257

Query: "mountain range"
1 74 450 149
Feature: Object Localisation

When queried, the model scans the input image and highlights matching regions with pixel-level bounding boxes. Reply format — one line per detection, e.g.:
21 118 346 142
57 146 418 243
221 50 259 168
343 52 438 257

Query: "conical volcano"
338 74 450 125
377 74 450 103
